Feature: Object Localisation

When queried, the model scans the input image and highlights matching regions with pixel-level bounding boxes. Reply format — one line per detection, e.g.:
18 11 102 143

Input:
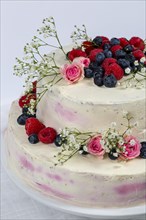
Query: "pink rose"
60 63 84 84
73 57 90 68
121 135 141 160
87 136 105 156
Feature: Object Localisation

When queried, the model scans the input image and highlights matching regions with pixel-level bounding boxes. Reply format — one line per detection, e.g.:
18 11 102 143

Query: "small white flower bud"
140 57 146 63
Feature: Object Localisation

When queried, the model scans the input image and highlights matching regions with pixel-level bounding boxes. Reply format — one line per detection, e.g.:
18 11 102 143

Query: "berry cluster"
68 36 145 88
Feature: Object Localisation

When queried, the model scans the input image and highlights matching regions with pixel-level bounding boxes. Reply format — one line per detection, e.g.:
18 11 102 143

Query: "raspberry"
101 58 117 71
119 37 129 47
25 118 45 136
105 63 124 80
89 48 103 61
101 36 110 46
18 93 36 108
132 50 145 61
85 46 95 55
32 81 37 93
38 127 57 144
129 37 145 51
111 45 122 55
82 41 93 49
68 49 87 61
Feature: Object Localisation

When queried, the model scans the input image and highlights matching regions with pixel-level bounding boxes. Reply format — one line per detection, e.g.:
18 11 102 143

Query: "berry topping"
108 152 118 160
110 38 120 46
95 52 105 64
82 41 93 49
18 94 36 108
119 37 129 47
32 80 37 93
84 68 94 78
68 49 87 61
139 141 146 159
28 134 39 144
92 36 102 47
110 45 122 55
115 50 126 59
93 66 105 78
25 118 45 136
105 63 124 80
94 75 103 87
129 37 145 51
104 50 113 58
103 74 117 88
89 61 99 71
103 43 111 50
54 134 63 147
38 127 57 144
89 49 103 61
123 44 133 53
17 114 30 125
132 50 145 61
101 36 110 46
117 59 130 69
101 58 117 71
125 54 135 65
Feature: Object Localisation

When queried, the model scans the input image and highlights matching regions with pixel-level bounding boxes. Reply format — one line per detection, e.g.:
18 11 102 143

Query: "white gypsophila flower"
134 60 139 66
113 152 118 157
126 129 132 135
28 107 35 115
105 147 110 153
111 122 117 128
79 150 83 155
125 67 131 74
140 57 146 63
68 134 76 144
130 139 136 146
118 139 124 145
100 139 105 146
74 143 80 150
122 110 128 117
141 67 146 73
83 145 88 152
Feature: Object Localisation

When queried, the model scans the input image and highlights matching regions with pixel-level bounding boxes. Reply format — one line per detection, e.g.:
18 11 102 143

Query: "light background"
1 0 145 104
1 0 146 220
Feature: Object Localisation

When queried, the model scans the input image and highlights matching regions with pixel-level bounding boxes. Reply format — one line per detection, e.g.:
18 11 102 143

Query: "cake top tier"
47 45 145 105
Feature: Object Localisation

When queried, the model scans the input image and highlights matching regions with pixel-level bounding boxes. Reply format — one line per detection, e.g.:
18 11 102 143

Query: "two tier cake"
4 17 146 208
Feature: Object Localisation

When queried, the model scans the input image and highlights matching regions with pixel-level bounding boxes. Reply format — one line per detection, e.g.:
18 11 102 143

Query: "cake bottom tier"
4 101 146 208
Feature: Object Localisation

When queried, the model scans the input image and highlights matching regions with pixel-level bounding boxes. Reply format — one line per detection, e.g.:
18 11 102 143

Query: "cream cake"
4 17 146 208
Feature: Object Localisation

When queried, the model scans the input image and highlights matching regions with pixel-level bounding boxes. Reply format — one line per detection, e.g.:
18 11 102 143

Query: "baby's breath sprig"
70 24 91 46
54 128 97 165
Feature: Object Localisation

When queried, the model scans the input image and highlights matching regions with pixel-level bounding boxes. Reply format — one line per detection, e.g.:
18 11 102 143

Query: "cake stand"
1 130 146 220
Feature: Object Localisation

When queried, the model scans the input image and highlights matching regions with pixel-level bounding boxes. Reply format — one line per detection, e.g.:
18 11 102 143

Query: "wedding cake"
4 17 146 208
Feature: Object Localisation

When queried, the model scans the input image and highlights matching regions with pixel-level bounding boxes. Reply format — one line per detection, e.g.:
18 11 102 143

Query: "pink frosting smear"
19 156 35 172
36 183 73 199
115 182 146 195
55 102 77 122
46 173 63 182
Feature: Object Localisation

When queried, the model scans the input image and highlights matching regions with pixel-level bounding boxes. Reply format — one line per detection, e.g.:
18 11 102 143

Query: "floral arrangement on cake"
14 17 146 164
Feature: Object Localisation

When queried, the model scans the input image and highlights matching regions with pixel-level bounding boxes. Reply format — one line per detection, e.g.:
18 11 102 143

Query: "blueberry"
108 148 118 160
104 49 113 58
118 59 130 69
94 66 105 78
124 44 133 53
54 134 63 147
95 52 105 64
84 68 94 78
89 61 99 71
17 114 30 125
108 153 118 160
82 151 89 155
140 145 146 159
115 50 126 59
103 43 111 50
22 107 36 117
125 54 135 65
92 36 102 47
28 134 39 144
103 74 117 88
110 38 120 46
94 75 103 87
141 141 146 149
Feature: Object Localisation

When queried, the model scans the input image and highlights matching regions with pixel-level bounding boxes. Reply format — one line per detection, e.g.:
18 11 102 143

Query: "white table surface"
1 104 146 220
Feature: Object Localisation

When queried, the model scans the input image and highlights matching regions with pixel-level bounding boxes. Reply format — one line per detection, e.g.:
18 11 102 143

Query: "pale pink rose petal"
73 57 90 68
